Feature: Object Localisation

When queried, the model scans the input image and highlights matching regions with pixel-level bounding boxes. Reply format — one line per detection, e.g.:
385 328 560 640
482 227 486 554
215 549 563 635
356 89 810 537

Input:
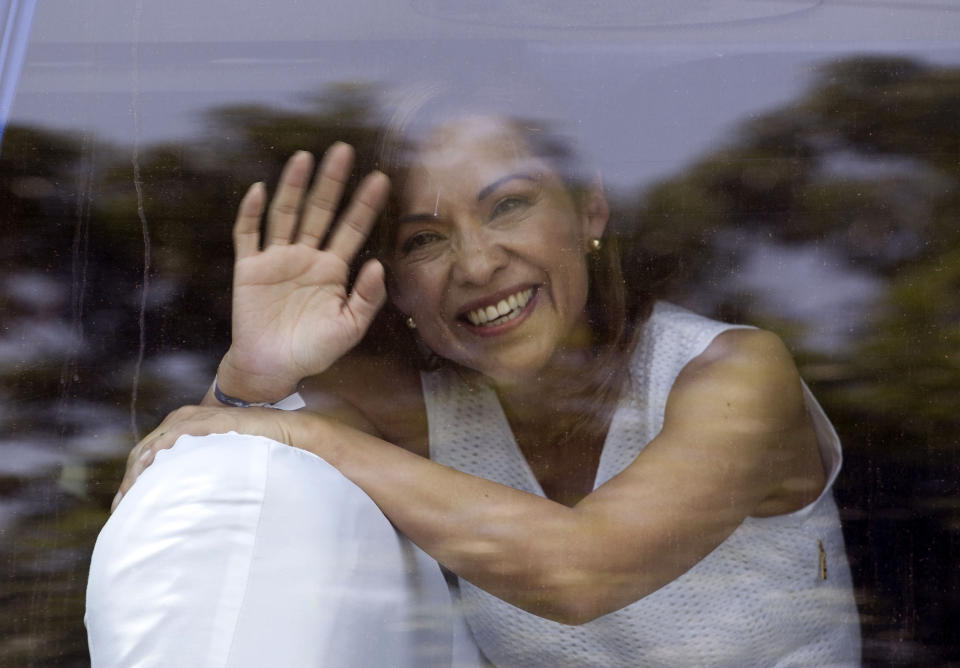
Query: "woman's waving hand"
216 144 390 403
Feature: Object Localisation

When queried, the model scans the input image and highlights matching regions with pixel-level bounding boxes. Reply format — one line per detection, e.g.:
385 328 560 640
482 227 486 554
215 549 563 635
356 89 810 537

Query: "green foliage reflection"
1 56 958 664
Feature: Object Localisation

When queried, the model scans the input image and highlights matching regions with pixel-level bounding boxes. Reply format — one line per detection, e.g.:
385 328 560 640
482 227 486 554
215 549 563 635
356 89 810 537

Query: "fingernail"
111 490 123 511
327 142 353 160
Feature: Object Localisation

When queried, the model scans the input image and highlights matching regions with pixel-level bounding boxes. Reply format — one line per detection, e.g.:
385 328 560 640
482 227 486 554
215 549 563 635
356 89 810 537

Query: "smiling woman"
387 118 605 387
91 82 862 666
366 84 654 449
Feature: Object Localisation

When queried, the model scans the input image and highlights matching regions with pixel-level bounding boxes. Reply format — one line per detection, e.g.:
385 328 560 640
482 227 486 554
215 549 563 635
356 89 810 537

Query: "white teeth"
464 288 535 328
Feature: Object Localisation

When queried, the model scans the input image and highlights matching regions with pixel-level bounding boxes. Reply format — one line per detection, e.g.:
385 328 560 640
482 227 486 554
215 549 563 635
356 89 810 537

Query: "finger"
115 416 188 512
326 171 390 262
130 447 157 480
112 448 155 513
125 434 151 468
234 182 266 259
266 151 314 246
127 414 176 467
111 489 124 513
297 142 354 247
347 259 388 332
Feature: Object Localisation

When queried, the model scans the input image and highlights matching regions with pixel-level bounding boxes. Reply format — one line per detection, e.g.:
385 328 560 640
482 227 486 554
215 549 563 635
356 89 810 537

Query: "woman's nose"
452 227 508 286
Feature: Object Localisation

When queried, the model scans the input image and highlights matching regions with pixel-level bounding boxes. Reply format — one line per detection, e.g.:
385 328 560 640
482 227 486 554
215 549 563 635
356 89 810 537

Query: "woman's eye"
400 231 442 254
490 196 529 219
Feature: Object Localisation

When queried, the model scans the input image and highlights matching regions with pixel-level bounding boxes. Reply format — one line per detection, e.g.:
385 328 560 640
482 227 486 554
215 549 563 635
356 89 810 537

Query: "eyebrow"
476 172 538 202
396 212 439 224
396 172 539 224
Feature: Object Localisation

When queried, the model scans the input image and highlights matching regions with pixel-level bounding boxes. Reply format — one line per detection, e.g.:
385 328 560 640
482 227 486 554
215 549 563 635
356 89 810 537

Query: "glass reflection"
2 17 959 664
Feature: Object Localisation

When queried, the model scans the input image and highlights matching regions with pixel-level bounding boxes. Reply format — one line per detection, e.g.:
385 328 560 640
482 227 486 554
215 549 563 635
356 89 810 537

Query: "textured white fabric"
423 301 862 667
86 432 485 667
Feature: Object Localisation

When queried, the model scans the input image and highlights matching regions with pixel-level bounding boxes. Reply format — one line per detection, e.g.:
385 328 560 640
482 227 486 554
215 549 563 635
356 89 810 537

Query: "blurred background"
1 1 958 665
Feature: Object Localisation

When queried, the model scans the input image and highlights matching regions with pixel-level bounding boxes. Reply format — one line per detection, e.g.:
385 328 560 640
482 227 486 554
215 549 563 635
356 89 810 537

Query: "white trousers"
85 432 485 667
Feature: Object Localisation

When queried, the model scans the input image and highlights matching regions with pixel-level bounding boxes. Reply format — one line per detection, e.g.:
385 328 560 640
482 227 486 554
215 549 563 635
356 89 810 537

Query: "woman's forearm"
126 329 794 624
287 335 799 625
118 402 771 625
290 411 663 625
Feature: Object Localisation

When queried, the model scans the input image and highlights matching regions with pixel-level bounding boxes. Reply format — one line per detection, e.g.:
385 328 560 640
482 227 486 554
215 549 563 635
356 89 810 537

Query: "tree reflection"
1 57 957 664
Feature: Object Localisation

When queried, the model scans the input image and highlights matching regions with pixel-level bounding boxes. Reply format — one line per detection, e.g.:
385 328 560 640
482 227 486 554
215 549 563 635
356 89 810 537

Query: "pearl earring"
590 238 602 252
406 316 417 330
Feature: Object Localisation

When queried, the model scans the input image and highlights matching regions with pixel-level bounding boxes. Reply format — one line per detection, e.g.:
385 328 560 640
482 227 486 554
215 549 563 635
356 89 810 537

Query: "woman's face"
388 117 608 386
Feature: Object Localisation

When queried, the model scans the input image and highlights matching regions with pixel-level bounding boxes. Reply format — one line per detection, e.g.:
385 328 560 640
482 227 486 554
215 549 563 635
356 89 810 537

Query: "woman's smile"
459 285 537 333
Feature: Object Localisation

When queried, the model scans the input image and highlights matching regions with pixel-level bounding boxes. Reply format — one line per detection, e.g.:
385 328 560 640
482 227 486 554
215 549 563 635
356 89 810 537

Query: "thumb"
347 259 388 333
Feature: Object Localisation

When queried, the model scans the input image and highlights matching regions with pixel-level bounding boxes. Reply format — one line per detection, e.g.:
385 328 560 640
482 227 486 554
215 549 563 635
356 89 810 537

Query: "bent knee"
123 431 368 513
87 432 450 666
102 431 393 560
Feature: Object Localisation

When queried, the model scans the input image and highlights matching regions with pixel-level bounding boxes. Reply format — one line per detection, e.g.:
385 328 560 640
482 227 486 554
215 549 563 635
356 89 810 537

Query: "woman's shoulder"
670 323 804 420
645 301 752 342
664 326 827 515
687 326 793 372
299 352 429 456
628 301 756 384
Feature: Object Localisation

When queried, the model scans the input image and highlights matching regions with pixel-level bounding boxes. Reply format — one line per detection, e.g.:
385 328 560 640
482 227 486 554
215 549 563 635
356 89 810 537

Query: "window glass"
2 2 959 664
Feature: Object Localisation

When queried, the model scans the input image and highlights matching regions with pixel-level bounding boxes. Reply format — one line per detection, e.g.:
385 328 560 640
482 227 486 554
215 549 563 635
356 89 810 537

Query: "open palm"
218 144 390 402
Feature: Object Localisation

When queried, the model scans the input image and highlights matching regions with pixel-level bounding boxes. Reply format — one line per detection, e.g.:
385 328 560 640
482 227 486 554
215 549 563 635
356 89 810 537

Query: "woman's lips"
463 287 534 326
458 286 538 336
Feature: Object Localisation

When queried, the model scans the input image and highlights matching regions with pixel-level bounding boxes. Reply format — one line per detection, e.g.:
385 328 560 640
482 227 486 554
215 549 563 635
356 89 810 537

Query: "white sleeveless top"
422 302 861 667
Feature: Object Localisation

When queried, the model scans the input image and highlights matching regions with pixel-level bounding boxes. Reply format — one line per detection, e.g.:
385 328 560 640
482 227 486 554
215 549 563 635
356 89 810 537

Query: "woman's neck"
495 348 618 507
493 345 595 417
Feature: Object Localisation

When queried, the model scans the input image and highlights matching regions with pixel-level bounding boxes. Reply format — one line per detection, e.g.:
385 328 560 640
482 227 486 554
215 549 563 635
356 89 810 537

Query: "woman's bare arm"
301 328 820 624
125 327 822 625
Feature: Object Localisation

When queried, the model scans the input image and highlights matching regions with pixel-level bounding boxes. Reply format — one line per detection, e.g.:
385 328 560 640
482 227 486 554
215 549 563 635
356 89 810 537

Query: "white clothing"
86 432 484 667
422 302 862 667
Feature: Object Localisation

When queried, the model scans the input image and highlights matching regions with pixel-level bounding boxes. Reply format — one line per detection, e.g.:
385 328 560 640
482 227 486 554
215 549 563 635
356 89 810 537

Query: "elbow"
467 517 638 625
522 565 622 626
506 530 635 625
